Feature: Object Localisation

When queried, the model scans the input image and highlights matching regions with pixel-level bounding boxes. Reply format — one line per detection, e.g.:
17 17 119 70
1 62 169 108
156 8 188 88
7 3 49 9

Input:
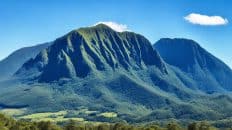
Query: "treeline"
0 113 230 130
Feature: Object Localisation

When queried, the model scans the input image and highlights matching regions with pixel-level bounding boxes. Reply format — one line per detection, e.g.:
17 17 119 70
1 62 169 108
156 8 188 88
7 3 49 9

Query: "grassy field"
18 110 85 122
0 108 26 116
1 108 232 129
0 112 221 130
0 107 117 123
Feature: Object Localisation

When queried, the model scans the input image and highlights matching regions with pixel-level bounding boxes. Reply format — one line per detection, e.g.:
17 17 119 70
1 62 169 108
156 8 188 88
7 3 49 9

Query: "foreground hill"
0 25 232 123
154 38 232 93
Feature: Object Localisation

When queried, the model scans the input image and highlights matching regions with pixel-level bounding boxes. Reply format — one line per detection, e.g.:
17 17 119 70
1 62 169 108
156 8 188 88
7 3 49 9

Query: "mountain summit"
17 24 167 82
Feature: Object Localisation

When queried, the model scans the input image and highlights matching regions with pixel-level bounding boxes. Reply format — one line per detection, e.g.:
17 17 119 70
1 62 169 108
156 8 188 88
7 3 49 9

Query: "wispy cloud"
93 21 129 32
184 13 228 26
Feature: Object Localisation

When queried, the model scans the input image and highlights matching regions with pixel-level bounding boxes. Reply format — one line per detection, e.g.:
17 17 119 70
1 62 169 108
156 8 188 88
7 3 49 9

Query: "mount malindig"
0 24 232 123
16 24 167 82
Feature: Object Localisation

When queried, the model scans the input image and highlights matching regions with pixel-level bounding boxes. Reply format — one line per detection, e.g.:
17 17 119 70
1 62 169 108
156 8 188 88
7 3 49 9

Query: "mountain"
1 25 194 120
16 24 167 82
1 25 232 123
154 38 232 92
0 42 52 81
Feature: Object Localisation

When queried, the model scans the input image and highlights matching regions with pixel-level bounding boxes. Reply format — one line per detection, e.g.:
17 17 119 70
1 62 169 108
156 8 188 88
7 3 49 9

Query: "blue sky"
0 0 231 68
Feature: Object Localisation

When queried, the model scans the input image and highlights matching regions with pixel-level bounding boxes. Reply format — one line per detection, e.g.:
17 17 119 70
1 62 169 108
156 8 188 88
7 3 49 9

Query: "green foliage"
188 122 218 130
37 121 62 130
0 113 16 129
0 114 224 130
166 123 183 130
63 120 83 130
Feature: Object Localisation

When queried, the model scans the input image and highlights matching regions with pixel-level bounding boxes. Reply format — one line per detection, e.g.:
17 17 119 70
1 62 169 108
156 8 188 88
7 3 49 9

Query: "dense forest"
1 113 231 130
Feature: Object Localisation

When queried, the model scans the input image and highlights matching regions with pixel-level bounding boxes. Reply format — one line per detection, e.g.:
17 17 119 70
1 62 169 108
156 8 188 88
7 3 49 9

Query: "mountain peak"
93 23 113 29
16 26 167 82
77 24 115 33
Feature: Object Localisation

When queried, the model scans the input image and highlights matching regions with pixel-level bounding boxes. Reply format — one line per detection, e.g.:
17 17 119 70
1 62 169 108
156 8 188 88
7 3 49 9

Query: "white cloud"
93 21 129 32
184 13 228 26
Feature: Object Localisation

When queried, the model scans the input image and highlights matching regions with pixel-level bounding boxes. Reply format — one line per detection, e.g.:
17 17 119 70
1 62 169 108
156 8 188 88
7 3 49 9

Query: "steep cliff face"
17 24 167 82
154 38 232 92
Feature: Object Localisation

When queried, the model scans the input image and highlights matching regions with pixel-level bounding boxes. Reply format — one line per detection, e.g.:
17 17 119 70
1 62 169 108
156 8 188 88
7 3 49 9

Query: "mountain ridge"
16 24 167 82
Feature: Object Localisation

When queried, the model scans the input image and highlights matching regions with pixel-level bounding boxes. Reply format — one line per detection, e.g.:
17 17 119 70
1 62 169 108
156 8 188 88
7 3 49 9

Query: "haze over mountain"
0 42 52 81
154 38 232 93
0 24 232 123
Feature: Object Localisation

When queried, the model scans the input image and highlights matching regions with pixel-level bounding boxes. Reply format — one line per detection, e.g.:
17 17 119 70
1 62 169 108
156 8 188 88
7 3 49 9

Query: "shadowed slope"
154 38 232 92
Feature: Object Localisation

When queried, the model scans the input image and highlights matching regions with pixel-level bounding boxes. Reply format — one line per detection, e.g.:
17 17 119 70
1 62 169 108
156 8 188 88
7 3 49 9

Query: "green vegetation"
18 111 84 122
1 113 229 130
9 109 120 123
